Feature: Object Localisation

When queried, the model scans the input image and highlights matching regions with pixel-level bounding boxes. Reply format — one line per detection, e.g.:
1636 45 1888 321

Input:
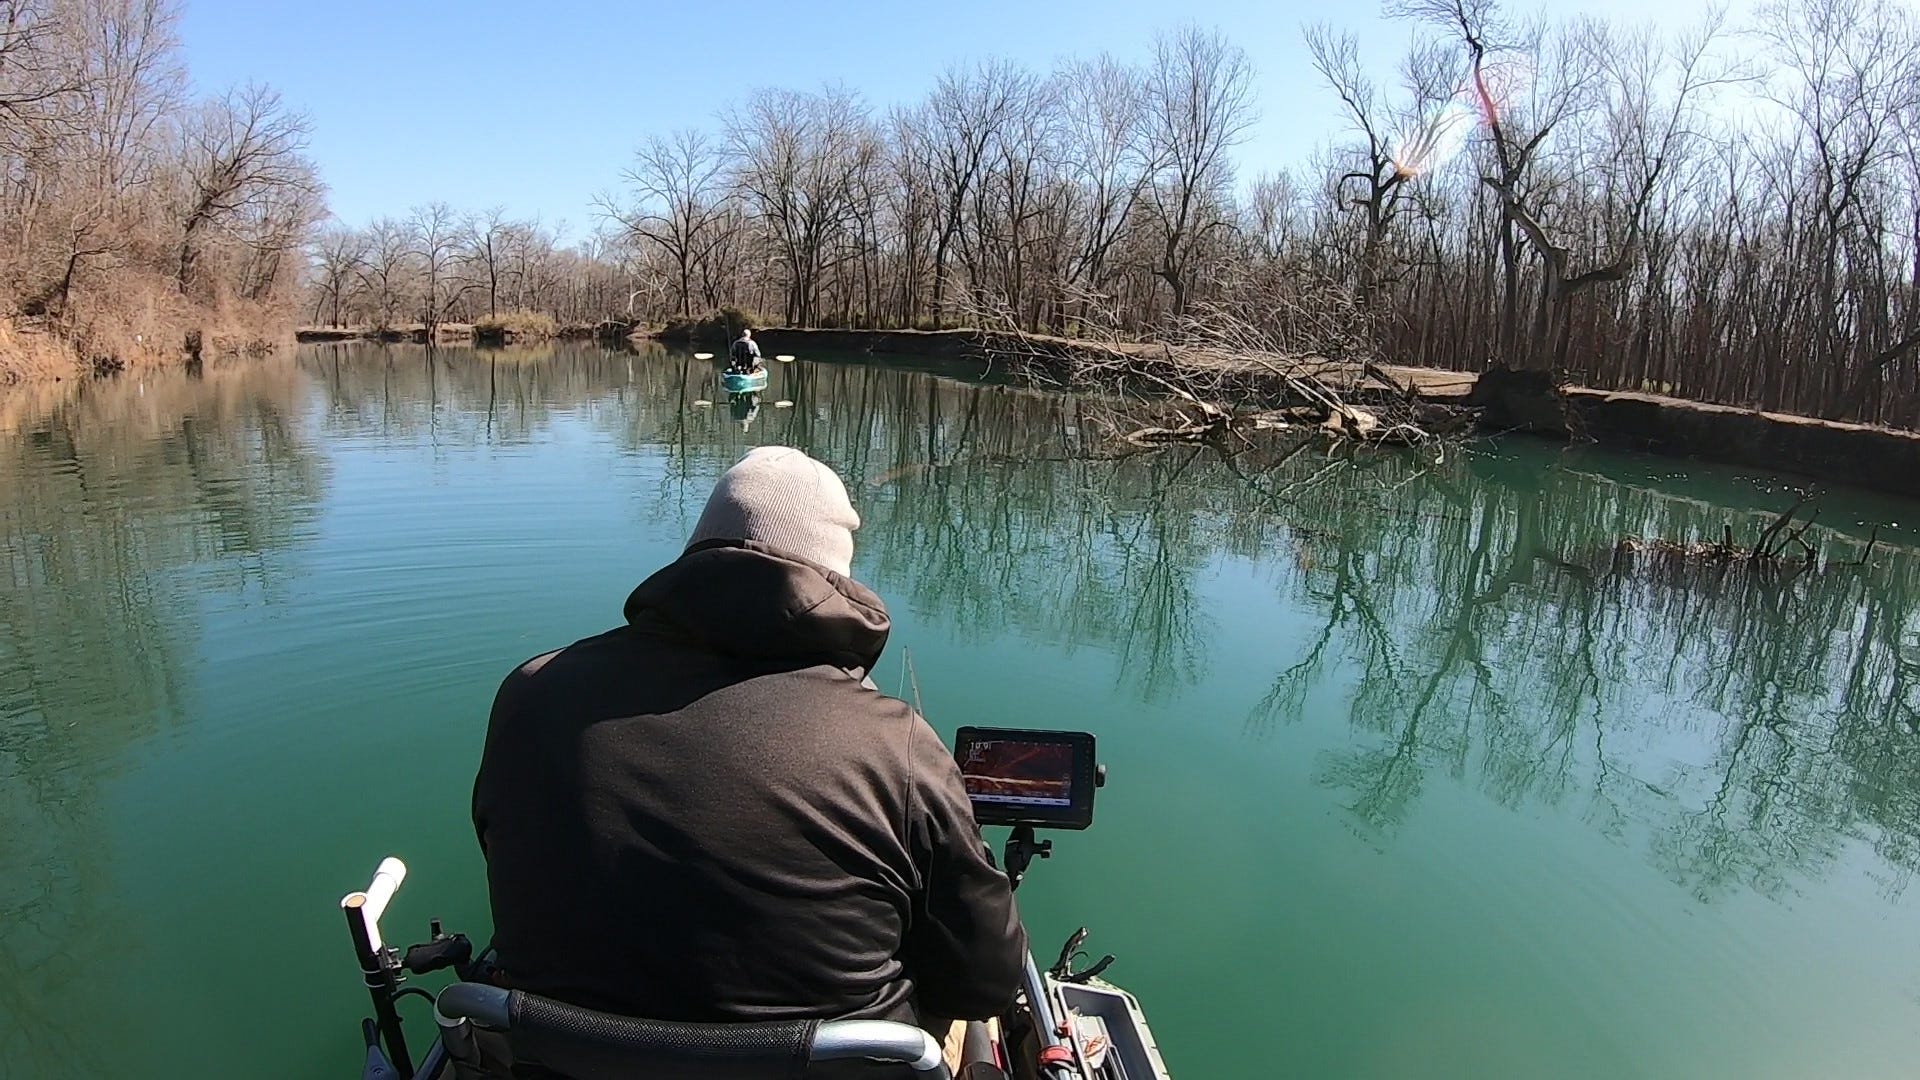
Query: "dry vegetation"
305 207 631 339
0 0 319 382
472 309 558 345
9 0 1916 429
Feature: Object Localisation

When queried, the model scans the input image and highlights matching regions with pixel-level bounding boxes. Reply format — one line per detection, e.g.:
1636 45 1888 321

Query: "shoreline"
294 321 630 346
733 327 1920 501
106 324 1920 502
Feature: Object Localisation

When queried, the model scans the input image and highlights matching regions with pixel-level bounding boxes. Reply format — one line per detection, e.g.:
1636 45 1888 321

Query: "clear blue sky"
180 0 1741 239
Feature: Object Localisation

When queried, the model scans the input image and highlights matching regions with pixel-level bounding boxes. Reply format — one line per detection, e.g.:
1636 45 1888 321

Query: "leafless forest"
0 0 320 377
6 0 1919 427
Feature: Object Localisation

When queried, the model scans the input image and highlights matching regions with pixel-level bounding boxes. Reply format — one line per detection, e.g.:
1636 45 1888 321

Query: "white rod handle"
341 856 408 952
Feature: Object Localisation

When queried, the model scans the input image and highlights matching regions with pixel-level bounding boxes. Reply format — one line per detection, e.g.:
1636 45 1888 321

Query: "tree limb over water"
964 281 1478 450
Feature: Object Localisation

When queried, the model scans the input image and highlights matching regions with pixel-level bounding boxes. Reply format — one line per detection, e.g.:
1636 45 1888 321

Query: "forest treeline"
0 0 320 378
322 0 1920 427
8 0 1919 429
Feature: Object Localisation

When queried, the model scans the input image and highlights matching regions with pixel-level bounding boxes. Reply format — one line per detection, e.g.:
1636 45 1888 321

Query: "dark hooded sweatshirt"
472 540 1025 1027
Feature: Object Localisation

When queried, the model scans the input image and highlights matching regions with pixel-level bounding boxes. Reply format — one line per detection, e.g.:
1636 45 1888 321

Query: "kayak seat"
434 982 950 1080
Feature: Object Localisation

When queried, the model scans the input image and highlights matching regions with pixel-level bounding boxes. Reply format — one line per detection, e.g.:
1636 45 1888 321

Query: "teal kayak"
721 370 768 393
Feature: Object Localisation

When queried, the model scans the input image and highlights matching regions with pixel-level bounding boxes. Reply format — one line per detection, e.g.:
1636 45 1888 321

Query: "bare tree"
1308 28 1466 314
1391 1 1566 359
354 217 413 332
603 128 728 319
961 72 1057 329
0 0 82 160
1502 18 1729 369
922 61 1029 326
408 201 474 338
463 206 520 319
1757 0 1920 412
725 84 872 326
882 103 939 325
68 0 182 193
1141 25 1256 319
176 82 313 295
1055 54 1153 329
503 217 562 313
8 0 180 315
308 226 365 326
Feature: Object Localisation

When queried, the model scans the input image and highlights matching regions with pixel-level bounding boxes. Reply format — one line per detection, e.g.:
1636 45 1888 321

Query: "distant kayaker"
472 446 1024 1071
727 326 763 373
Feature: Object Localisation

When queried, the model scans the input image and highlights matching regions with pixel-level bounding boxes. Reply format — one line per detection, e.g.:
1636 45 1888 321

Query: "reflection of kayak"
720 369 768 393
727 391 760 431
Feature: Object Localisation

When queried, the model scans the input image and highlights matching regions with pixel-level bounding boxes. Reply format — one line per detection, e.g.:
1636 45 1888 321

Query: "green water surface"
2 344 1918 1078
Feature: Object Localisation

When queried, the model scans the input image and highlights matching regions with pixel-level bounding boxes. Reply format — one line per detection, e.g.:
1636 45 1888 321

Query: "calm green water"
3 343 1919 1078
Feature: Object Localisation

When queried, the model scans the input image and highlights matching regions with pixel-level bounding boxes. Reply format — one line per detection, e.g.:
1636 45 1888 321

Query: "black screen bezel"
952 727 1097 830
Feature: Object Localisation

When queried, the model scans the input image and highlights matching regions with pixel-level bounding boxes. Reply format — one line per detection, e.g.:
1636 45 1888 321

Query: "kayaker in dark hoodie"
727 327 763 373
473 446 1025 1040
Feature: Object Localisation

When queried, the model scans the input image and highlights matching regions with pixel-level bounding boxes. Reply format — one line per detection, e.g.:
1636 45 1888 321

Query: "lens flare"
1390 100 1476 179
1389 51 1535 180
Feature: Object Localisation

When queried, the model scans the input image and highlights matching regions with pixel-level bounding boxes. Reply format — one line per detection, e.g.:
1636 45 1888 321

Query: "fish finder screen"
953 727 1097 829
960 739 1076 808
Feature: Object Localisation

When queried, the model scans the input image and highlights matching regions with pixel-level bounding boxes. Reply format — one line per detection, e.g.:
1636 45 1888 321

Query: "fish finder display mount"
952 726 1104 890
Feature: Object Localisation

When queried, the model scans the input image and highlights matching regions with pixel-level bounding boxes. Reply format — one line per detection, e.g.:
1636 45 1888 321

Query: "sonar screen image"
960 738 1075 807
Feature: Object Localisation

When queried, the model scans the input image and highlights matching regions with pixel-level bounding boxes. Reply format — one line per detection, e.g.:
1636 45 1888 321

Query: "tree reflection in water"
302 344 1920 906
7 342 1910 1075
307 345 1920 909
0 359 325 1070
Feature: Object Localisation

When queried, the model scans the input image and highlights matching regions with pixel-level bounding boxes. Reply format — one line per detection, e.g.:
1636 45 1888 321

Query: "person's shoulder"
833 670 917 712
846 692 950 767
513 648 563 679
499 627 631 687
802 672 933 753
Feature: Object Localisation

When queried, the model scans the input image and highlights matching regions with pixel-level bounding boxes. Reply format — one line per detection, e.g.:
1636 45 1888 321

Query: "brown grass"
2 272 293 386
473 310 558 344
0 318 79 383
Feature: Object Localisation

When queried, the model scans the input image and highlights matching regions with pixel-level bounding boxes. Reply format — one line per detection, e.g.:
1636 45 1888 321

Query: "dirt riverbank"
2 305 291 385
730 327 1920 500
295 321 628 345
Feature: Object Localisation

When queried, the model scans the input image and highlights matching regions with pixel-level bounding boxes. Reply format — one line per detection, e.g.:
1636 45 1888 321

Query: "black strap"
506 990 818 1080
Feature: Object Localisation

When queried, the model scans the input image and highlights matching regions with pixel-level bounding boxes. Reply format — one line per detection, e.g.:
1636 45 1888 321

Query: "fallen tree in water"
1605 492 1883 579
965 283 1477 448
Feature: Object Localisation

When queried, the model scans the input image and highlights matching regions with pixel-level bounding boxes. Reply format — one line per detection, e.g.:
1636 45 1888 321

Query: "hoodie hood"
623 539 889 674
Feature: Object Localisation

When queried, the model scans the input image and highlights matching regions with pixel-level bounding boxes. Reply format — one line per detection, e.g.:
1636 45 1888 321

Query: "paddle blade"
692 399 712 406
693 352 714 360
774 400 794 408
774 354 795 362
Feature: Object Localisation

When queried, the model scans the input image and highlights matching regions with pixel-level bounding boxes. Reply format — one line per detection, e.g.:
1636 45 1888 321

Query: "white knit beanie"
685 446 861 576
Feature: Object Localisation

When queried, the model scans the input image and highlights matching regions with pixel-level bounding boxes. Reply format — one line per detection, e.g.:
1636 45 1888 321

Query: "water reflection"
7 344 1916 1050
6 343 1914 1077
1257 452 1920 902
0 359 326 1069
727 392 761 430
291 344 1920 909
